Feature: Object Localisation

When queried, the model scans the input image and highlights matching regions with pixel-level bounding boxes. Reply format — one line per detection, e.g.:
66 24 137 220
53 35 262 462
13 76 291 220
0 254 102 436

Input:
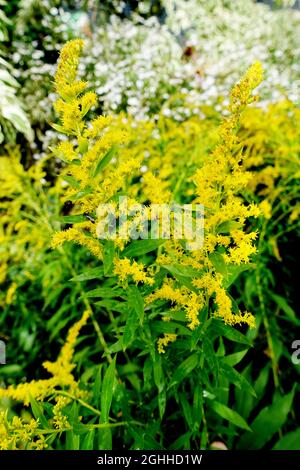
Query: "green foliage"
0 2 32 144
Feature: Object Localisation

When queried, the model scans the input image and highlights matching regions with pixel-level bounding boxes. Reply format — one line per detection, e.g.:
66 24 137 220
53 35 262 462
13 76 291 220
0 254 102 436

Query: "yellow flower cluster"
157 333 177 354
51 223 103 260
259 200 272 220
114 257 154 286
240 100 300 223
147 280 204 330
5 282 18 304
192 63 263 259
0 412 46 450
54 38 94 135
142 172 172 204
193 274 255 327
145 63 263 336
50 40 143 261
0 147 58 305
157 63 263 329
229 62 262 114
49 41 266 352
0 310 90 405
52 396 71 430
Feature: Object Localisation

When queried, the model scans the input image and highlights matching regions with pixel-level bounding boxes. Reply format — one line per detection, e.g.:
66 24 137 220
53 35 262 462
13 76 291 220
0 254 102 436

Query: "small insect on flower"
84 212 96 223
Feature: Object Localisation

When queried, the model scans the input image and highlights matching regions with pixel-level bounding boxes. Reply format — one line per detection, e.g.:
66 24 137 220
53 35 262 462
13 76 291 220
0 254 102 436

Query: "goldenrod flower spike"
53 39 98 137
0 411 46 450
114 257 154 286
0 310 90 406
54 39 85 100
230 61 263 113
189 64 264 332
157 334 177 354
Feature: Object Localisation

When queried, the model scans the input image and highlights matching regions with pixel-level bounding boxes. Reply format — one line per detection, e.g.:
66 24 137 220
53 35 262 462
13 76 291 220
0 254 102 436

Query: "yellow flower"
51 226 103 260
52 396 71 430
54 39 85 99
5 282 17 305
142 172 171 204
0 262 8 284
0 310 90 405
157 333 177 354
230 62 263 114
114 257 154 285
50 42 263 352
52 141 78 162
193 275 255 327
259 200 272 220
146 280 204 330
0 411 47 450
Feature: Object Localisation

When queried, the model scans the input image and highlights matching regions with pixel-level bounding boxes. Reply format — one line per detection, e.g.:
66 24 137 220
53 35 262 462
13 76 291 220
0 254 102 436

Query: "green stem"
58 247 113 364
55 390 102 418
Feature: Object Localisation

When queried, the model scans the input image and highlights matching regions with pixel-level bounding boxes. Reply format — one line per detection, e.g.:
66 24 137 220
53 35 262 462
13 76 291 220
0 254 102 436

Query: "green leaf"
93 365 103 409
153 355 166 419
273 429 300 450
170 432 192 450
222 349 248 366
162 264 199 290
209 253 251 288
2 102 33 141
162 264 198 279
270 293 300 326
238 387 295 449
103 240 115 276
65 402 80 450
51 123 70 134
222 264 252 288
70 267 104 282
209 319 251 346
0 364 22 375
29 395 49 429
123 239 165 258
220 363 256 397
254 363 270 401
60 214 87 224
63 175 80 189
192 384 203 430
68 423 86 435
66 429 80 450
209 401 251 431
180 393 193 429
69 187 93 201
101 356 116 423
98 427 112 450
209 252 227 276
108 339 123 353
203 337 219 378
123 308 138 349
234 364 255 420
94 299 125 312
127 285 144 324
169 353 199 388
85 287 123 298
216 221 242 234
81 429 95 450
93 146 117 177
151 320 190 336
